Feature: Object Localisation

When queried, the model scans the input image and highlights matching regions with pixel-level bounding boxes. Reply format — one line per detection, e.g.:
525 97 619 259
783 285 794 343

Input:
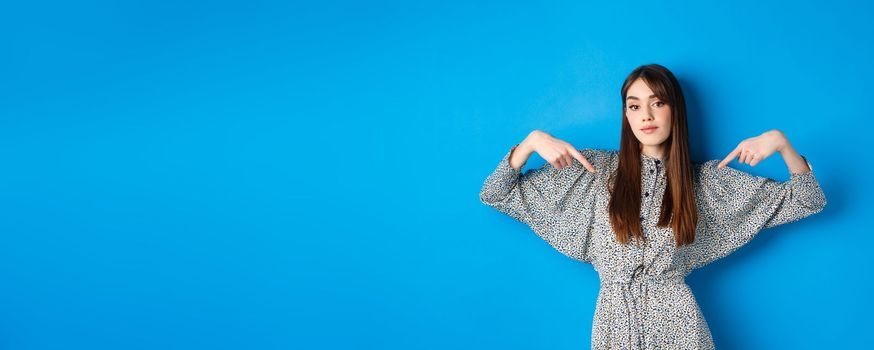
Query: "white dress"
479 144 827 349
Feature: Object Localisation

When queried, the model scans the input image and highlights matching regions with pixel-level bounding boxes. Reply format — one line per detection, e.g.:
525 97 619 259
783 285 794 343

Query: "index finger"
570 148 596 173
718 146 741 168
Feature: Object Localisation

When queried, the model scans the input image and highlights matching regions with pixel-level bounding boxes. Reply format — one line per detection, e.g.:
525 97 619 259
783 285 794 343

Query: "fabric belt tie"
601 269 685 349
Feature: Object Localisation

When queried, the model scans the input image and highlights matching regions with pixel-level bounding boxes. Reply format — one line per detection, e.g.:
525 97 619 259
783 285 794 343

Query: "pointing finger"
718 146 740 168
570 148 596 173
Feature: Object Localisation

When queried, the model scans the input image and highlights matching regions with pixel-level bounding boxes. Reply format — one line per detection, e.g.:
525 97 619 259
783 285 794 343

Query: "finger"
555 155 567 169
739 149 747 165
549 159 560 169
563 153 574 170
718 146 740 168
750 153 761 167
570 148 596 173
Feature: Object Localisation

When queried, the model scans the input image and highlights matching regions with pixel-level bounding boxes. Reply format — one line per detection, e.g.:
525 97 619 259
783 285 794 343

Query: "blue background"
1 0 870 349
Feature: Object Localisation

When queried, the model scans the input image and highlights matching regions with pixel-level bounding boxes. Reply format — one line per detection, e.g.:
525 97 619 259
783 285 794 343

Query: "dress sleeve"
479 144 604 263
684 158 828 270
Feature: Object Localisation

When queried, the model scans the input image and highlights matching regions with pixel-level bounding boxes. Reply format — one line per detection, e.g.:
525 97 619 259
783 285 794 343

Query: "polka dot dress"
479 144 827 349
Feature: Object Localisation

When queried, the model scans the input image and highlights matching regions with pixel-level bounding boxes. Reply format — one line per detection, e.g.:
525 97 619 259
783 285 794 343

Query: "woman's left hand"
718 130 789 168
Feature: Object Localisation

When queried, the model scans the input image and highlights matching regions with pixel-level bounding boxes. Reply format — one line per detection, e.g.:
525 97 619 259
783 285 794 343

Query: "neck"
641 145 666 160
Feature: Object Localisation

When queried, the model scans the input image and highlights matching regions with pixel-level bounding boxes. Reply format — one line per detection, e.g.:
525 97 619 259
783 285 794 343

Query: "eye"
628 105 639 111
653 101 666 107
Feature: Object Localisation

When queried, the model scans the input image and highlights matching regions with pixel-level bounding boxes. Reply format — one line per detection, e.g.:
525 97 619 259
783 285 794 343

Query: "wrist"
770 130 790 153
520 132 540 155
778 140 795 155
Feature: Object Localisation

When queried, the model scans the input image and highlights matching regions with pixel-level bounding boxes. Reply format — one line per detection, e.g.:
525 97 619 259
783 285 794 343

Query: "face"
625 78 672 155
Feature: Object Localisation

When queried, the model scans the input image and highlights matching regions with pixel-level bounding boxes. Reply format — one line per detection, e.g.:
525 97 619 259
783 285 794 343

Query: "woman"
478 63 827 349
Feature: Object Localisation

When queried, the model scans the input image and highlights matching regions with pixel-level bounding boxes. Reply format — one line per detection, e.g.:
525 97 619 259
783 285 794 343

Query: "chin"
639 137 663 144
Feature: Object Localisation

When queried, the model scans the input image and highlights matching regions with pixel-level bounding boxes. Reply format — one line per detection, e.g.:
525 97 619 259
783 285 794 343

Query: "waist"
600 274 685 287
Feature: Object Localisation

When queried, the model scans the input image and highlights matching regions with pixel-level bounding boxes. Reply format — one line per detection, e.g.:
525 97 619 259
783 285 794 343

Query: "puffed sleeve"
479 144 605 263
684 158 828 270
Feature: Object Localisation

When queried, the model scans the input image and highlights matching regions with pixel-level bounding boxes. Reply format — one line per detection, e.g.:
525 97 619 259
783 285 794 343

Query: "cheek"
626 116 641 129
658 109 672 123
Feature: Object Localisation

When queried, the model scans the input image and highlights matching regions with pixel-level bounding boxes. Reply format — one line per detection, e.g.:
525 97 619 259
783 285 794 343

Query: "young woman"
479 63 827 349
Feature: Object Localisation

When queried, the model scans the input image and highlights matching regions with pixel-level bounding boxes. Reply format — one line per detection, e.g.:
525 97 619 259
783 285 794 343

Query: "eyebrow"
626 94 658 101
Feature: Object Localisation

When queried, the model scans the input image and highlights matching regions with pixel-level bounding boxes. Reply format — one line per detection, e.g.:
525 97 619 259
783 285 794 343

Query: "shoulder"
692 159 766 193
691 160 715 191
692 159 718 180
577 147 615 164
527 148 614 179
574 148 617 174
694 159 764 178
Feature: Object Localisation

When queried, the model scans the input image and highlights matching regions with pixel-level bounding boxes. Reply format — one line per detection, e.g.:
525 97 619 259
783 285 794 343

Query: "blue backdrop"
1 0 870 349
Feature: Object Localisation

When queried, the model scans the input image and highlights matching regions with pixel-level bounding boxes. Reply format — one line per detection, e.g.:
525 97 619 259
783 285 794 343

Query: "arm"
718 129 812 175
479 143 578 228
479 141 603 263
776 136 814 175
685 156 827 270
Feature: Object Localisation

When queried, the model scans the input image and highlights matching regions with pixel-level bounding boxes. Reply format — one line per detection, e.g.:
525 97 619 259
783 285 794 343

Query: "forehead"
628 78 654 95
626 79 661 101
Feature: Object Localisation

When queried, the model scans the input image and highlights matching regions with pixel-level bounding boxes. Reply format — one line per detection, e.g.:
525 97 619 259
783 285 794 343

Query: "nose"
642 111 654 122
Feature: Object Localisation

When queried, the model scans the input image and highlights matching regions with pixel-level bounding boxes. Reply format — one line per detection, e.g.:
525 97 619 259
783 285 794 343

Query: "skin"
509 78 812 176
718 130 812 175
625 78 672 160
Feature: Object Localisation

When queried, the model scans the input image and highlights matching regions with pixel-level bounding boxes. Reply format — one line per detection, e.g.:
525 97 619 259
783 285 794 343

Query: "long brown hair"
607 64 698 247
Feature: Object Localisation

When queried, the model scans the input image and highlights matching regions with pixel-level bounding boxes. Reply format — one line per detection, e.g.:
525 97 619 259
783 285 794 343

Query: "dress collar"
640 152 664 165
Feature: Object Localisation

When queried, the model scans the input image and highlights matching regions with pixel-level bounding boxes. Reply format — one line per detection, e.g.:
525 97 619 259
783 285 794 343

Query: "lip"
641 126 658 134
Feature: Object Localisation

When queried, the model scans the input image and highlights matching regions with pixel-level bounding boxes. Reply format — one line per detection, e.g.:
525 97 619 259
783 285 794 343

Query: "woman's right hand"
515 130 596 173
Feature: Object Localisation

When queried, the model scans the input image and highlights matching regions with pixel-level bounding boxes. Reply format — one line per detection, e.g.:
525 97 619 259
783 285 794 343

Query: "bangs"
638 74 673 105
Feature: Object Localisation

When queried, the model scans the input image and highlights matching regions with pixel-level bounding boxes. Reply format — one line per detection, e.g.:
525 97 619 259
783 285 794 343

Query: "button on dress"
479 145 827 350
